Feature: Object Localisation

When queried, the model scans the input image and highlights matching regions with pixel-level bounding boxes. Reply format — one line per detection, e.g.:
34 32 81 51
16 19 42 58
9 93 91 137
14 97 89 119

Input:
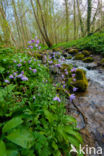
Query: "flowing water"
59 57 104 155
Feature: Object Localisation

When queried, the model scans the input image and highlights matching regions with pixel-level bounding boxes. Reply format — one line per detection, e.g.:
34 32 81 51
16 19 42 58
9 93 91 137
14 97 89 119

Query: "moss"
68 49 79 54
74 53 85 60
66 55 72 59
101 58 104 64
100 58 104 66
82 50 91 56
83 57 94 63
73 80 88 92
73 69 88 92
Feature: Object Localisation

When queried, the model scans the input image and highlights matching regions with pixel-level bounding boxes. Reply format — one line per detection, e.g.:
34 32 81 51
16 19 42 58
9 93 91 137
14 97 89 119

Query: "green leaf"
2 117 23 133
6 128 34 149
7 149 19 156
64 126 83 143
44 110 54 123
0 66 5 73
65 116 77 124
0 140 7 156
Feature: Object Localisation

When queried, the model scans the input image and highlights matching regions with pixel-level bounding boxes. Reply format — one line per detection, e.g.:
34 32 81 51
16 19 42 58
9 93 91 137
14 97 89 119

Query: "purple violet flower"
28 60 31 64
65 71 68 75
62 74 65 79
48 61 53 64
17 74 23 78
35 44 38 47
73 78 76 82
28 45 33 49
4 80 10 83
21 71 24 75
21 76 28 81
9 75 14 79
72 74 76 78
13 60 16 63
53 96 61 102
73 87 78 92
33 69 37 73
69 94 76 102
31 39 35 43
17 64 22 67
55 64 61 68
64 69 67 72
38 46 41 49
29 67 32 70
28 41 32 44
71 68 76 72
36 40 39 44
13 72 17 76
63 85 65 88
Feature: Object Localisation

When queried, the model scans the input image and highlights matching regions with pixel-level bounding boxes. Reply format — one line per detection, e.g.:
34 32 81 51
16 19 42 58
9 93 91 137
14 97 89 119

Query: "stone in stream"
86 63 97 70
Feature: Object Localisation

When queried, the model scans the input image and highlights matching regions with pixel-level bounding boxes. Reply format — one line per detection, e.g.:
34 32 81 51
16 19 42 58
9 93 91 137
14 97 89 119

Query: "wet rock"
86 63 97 70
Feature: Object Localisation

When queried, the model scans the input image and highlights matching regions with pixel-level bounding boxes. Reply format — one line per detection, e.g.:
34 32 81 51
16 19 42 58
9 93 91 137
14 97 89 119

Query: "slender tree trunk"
73 0 77 39
12 0 22 46
36 0 53 47
87 0 92 35
76 0 84 36
30 0 52 48
64 0 69 41
0 2 15 45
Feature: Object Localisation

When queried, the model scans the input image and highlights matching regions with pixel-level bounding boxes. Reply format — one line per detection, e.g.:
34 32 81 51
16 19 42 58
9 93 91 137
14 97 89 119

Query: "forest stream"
61 55 104 155
48 52 104 155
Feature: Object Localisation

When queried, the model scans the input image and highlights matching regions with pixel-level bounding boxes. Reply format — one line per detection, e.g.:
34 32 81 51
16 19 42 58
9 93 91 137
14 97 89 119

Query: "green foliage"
52 32 104 55
0 50 83 155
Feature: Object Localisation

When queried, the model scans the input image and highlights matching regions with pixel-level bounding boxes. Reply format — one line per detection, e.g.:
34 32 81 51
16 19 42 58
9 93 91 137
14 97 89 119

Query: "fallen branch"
58 87 88 129
72 100 88 129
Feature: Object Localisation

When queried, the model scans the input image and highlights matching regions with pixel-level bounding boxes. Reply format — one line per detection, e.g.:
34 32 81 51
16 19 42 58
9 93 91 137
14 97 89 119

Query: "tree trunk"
12 0 22 47
73 0 77 39
64 0 69 41
76 0 84 36
87 0 92 35
30 0 52 48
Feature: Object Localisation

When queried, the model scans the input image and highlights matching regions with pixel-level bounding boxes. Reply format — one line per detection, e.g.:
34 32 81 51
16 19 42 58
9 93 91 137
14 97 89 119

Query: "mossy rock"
67 49 79 54
82 50 91 56
66 55 72 59
75 69 86 80
73 69 88 92
73 80 88 92
74 53 85 60
83 57 94 63
100 58 104 66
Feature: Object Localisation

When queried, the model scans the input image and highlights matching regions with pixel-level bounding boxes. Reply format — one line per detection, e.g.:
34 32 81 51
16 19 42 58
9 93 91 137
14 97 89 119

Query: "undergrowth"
0 48 83 156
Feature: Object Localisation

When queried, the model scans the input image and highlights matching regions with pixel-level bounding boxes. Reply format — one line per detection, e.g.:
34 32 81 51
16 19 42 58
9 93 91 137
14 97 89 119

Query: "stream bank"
40 49 104 155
